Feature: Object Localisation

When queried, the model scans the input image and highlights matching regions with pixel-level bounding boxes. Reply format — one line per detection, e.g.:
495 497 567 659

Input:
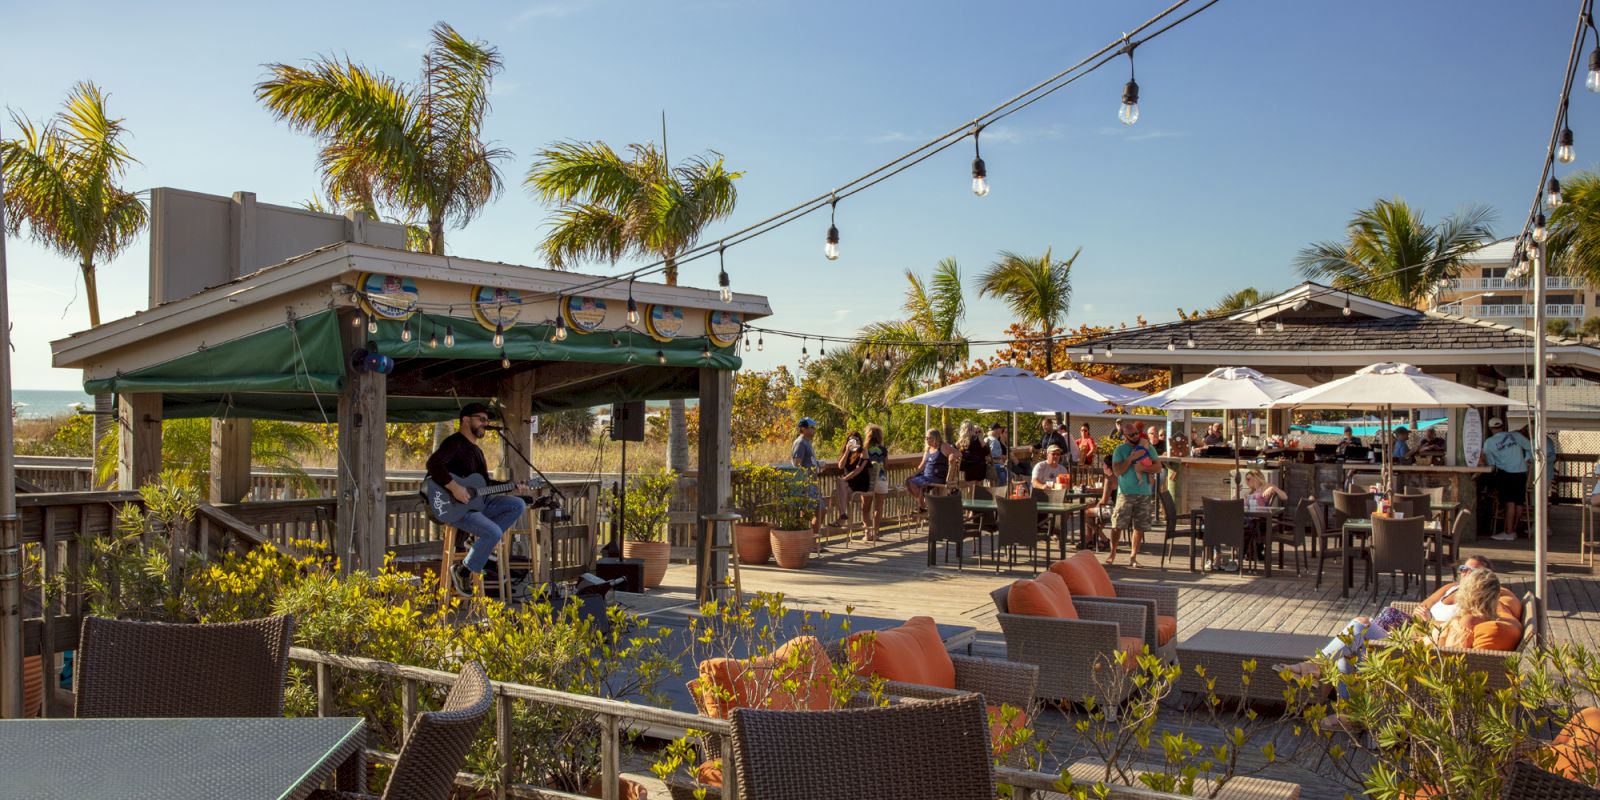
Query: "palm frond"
978 247 1074 333
525 140 642 207
540 204 630 269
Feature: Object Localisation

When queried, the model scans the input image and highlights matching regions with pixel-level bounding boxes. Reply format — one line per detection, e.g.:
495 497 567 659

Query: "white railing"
1438 276 1583 291
1436 303 1586 319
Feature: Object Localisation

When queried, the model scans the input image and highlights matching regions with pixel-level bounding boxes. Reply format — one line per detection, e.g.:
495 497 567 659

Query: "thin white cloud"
1082 303 1097 313
865 130 919 145
830 308 852 322
511 1 593 27
1097 125 1185 142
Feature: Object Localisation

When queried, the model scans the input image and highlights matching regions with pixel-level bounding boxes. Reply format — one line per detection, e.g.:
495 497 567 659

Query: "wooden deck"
631 505 1600 800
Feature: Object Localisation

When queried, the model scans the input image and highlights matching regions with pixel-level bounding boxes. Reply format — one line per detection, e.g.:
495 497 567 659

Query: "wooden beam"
695 368 732 599
337 310 388 574
208 418 252 504
530 361 644 397
497 371 539 581
116 393 162 490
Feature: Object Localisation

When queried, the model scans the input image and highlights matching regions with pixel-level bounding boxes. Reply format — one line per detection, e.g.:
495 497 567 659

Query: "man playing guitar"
430 402 533 595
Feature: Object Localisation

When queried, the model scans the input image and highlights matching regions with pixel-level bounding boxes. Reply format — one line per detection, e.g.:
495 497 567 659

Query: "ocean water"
12 389 96 419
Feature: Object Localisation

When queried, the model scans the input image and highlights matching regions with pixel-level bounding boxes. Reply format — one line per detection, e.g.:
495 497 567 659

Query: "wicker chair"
927 493 983 569
1157 490 1202 571
728 694 995 800
1200 497 1249 572
1266 497 1313 576
821 640 1038 713
311 661 493 800
1389 592 1540 692
989 584 1140 709
1370 515 1427 601
75 615 294 718
1503 760 1600 800
994 495 1049 572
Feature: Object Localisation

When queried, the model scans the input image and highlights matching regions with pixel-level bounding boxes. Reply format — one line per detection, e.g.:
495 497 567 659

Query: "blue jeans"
455 495 527 572
1322 618 1388 698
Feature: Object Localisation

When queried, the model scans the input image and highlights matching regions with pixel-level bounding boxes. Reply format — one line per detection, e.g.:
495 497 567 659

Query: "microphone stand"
490 427 570 596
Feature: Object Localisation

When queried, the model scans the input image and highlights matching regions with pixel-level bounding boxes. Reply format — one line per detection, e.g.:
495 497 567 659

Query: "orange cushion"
1117 636 1145 669
1050 550 1117 597
695 760 724 787
1550 708 1600 781
1008 576 1078 619
843 616 957 690
1034 572 1078 619
696 635 834 717
1155 615 1177 646
1498 589 1523 621
1470 619 1522 651
988 703 1030 757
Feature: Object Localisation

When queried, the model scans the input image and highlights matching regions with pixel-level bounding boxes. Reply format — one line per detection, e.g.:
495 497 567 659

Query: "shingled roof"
1084 313 1556 352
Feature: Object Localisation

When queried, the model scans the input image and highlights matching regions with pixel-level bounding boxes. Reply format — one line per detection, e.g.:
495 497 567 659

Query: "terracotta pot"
769 528 815 569
582 776 650 799
22 655 42 718
734 522 772 565
622 539 670 589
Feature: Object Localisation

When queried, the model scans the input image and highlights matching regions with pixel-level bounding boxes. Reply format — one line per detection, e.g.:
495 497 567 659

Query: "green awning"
83 309 740 421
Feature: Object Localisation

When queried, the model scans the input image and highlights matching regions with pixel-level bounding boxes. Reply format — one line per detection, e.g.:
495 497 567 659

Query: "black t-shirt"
426 432 489 486
1036 431 1068 454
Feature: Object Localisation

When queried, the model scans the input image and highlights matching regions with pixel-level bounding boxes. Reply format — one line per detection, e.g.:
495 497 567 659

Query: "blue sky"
1 0 1591 389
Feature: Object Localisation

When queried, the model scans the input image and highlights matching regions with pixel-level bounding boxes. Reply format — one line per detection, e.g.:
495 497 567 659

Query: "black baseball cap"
459 402 496 419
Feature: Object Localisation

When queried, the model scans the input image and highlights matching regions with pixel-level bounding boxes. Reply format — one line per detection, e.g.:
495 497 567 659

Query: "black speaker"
610 401 646 442
594 557 646 593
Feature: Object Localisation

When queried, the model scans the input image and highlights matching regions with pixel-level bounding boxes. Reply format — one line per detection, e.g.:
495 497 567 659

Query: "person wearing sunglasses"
1408 554 1521 625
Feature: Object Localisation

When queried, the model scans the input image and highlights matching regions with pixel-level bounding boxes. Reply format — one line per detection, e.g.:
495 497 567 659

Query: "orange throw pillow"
1550 707 1600 782
1034 572 1078 618
1050 550 1117 597
988 703 1030 757
843 616 957 690
1155 615 1177 646
697 635 835 717
1116 636 1145 670
695 760 724 788
1469 619 1522 651
1007 576 1078 619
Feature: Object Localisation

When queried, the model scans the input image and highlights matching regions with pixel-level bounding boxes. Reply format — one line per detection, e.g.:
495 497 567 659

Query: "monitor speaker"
611 401 646 442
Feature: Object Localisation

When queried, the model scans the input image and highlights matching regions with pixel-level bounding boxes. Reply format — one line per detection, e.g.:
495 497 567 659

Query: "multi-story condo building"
1430 239 1594 334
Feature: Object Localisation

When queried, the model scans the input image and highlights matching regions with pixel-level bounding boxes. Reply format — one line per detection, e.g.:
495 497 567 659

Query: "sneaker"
451 563 477 596
1490 532 1517 541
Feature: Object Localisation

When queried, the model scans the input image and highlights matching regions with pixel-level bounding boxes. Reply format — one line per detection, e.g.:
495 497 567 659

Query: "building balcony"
1436 303 1587 319
1438 276 1584 291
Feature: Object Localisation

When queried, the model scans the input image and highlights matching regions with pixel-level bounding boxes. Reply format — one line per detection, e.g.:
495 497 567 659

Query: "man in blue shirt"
1391 427 1412 464
1109 419 1162 568
790 418 821 535
1481 417 1532 541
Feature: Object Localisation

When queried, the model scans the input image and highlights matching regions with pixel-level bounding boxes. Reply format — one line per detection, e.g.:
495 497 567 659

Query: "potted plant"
617 468 675 589
767 468 818 569
730 463 777 565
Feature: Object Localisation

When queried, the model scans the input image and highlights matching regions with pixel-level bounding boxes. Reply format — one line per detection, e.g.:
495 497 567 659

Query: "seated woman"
1242 469 1287 509
905 428 957 513
1275 565 1503 694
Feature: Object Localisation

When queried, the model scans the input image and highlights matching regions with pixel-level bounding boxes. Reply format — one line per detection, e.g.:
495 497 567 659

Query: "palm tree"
977 247 1077 375
526 139 741 470
1545 170 1600 281
1211 287 1270 314
2 82 147 328
255 22 509 255
1295 197 1495 308
859 258 969 403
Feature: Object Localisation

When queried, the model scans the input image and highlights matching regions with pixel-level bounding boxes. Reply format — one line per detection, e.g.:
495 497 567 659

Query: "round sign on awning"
707 310 742 348
645 304 685 342
358 273 418 321
471 286 522 331
562 296 607 333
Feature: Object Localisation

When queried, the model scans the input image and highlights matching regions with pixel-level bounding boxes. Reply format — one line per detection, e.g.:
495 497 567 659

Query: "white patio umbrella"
1043 370 1147 406
1128 367 1310 498
901 366 1110 414
1270 361 1527 494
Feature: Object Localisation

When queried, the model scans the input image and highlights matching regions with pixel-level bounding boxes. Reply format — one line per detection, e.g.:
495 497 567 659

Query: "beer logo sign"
707 310 743 348
562 296 607 333
471 286 523 331
358 273 418 320
645 305 685 342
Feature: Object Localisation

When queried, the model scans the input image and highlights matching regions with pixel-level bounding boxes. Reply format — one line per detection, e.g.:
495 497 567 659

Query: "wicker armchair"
310 661 493 800
1389 592 1539 691
1503 760 1600 800
729 693 995 800
989 584 1141 709
822 640 1038 712
1066 586 1179 663
75 614 294 718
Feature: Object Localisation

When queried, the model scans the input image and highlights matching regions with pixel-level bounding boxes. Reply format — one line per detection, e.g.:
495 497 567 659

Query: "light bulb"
971 158 989 197
1255 322 1264 335
1119 80 1140 126
1186 333 1196 348
554 317 567 342
627 295 639 325
401 325 412 343
1589 48 1600 92
656 349 667 365
701 343 711 360
1534 213 1547 243
824 225 840 261
428 330 438 349
1167 339 1176 352
493 323 505 348
744 336 750 352
368 318 378 334
1548 177 1563 208
500 351 510 369
757 334 764 352
801 340 808 356
1558 128 1575 164
444 324 455 348
1103 347 1113 358
1342 300 1352 317
352 313 364 328
718 270 732 303
1274 320 1284 332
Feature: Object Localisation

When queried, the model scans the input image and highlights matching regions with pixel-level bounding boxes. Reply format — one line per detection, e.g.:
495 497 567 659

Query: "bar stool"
699 510 745 603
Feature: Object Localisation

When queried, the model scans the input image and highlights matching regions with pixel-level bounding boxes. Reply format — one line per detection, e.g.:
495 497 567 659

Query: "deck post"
696 367 732 599
337 310 388 574
116 393 163 490
209 418 253 504
496 371 538 581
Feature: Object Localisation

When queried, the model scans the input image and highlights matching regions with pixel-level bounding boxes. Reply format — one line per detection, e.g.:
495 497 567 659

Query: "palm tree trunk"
80 261 101 327
662 254 690 472
428 218 444 255
80 259 114 486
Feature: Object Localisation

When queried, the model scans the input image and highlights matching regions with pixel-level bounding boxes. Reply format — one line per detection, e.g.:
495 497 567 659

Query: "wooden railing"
289 647 1201 800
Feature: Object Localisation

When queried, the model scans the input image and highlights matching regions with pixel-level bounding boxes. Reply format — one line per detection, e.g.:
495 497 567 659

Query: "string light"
656 349 667 365
970 124 989 197
701 342 712 360
717 244 732 303
1342 297 1352 317
1118 45 1140 126
1166 338 1176 352
444 323 455 348
352 313 364 329
1558 123 1576 164
820 341 826 355
824 196 841 261
1185 332 1196 348
757 332 764 351
1534 212 1547 243
400 322 412 343
627 279 640 325
500 350 510 369
744 334 751 352
801 337 807 356
368 316 379 334
1254 321 1264 336
494 322 506 347
1274 319 1284 332
1103 345 1113 358
427 322 438 349
553 312 568 342
1548 177 1564 208
1590 44 1600 92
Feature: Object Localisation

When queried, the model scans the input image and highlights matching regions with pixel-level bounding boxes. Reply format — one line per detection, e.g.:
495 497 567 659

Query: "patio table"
0 716 365 800
1188 506 1285 577
962 498 1089 561
1176 628 1330 705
